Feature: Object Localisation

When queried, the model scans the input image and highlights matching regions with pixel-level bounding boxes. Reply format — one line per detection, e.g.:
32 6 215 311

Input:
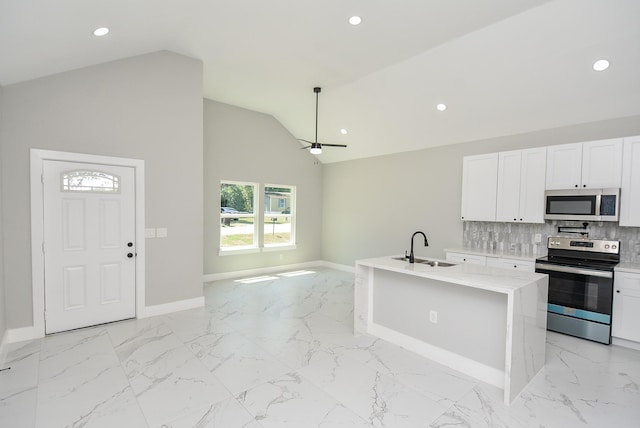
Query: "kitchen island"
354 256 548 404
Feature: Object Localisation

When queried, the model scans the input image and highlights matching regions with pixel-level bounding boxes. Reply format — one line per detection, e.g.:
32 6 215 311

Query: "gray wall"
0 85 5 341
0 51 204 329
322 115 640 266
203 99 323 275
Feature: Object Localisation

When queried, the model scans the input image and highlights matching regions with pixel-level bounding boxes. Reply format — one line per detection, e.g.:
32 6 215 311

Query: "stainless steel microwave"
544 188 620 222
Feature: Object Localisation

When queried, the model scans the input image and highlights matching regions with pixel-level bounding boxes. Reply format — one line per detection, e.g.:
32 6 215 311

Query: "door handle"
127 242 133 247
127 253 134 258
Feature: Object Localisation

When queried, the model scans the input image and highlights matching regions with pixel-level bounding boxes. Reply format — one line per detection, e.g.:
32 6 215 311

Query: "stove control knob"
612 245 617 249
605 244 610 249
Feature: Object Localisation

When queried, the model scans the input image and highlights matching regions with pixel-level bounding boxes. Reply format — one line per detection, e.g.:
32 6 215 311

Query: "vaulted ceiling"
1 0 639 163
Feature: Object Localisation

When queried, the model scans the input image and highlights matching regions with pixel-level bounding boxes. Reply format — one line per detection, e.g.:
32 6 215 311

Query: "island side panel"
505 275 548 403
354 262 372 334
371 268 508 379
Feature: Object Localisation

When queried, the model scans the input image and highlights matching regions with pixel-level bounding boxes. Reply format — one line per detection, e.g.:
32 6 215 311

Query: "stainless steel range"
535 236 620 344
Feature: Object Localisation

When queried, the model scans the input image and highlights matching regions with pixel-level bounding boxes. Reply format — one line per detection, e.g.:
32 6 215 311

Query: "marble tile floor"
1 266 639 427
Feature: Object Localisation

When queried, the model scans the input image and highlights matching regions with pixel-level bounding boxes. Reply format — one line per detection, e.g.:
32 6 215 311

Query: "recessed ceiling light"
436 103 447 111
340 128 348 135
593 59 610 71
349 16 362 26
93 27 110 37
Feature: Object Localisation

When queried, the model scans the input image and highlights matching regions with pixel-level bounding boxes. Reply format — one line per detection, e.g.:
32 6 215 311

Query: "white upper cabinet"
581 139 623 188
461 153 498 221
546 139 623 189
496 147 546 223
545 143 582 189
620 135 640 227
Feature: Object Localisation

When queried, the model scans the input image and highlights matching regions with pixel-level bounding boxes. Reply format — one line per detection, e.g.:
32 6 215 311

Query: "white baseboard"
1 297 205 347
369 322 505 390
0 330 9 366
203 260 354 283
320 261 355 273
612 336 640 351
139 296 205 318
4 325 43 344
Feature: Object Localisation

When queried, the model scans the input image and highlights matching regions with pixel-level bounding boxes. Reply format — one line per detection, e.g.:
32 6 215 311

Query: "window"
264 185 295 248
220 181 296 254
220 181 258 251
61 170 120 193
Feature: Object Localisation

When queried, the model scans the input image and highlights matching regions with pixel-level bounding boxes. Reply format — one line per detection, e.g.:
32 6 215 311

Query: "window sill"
218 247 260 256
263 244 297 252
218 244 297 256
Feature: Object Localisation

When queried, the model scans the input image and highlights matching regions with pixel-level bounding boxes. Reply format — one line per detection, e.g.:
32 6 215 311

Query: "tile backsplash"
463 221 640 263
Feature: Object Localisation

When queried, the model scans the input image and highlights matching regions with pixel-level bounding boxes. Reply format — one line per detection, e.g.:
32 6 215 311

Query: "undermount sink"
392 257 456 267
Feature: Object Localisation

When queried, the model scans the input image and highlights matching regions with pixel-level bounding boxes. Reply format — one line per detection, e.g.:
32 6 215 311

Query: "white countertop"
356 255 546 295
444 248 544 262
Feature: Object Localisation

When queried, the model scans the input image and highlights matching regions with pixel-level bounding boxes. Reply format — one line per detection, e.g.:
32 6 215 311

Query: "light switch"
156 228 168 238
145 228 156 238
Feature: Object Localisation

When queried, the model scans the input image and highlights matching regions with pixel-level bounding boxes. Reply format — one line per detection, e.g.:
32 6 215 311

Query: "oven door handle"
535 263 613 278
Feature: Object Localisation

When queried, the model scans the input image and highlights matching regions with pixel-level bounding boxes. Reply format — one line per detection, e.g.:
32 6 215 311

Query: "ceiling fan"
298 87 347 155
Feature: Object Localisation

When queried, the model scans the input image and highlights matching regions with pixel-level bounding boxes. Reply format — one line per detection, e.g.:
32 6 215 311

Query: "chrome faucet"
405 231 429 263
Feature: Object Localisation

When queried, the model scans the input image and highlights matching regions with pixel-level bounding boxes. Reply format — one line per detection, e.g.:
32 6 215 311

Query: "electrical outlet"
534 233 542 243
429 310 438 324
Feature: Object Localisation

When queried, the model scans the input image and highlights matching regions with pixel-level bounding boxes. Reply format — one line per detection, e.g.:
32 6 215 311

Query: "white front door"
43 160 136 334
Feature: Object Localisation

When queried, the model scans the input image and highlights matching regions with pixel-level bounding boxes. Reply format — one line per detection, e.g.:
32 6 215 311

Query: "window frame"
219 180 259 254
263 184 296 250
219 181 297 255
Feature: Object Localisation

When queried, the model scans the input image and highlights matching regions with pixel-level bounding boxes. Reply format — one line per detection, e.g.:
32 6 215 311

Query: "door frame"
30 149 145 336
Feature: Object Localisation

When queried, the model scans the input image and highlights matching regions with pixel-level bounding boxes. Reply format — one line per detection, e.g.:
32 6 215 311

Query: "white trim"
262 244 297 252
203 260 355 283
321 261 355 274
218 247 261 256
0 330 9 366
4 325 42 345
612 336 640 351
204 260 330 282
139 296 205 318
368 322 505 390
30 149 145 337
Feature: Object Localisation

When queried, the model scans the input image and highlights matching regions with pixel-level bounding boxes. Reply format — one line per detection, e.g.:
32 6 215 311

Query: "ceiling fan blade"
300 146 311 150
320 143 348 148
297 138 314 145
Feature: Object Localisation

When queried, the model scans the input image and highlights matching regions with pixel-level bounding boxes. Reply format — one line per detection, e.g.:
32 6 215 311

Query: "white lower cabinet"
612 271 640 343
445 252 486 265
445 251 535 271
486 257 535 272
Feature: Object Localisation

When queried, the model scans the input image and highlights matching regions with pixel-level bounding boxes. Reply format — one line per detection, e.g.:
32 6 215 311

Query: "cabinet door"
461 154 498 221
486 257 535 272
445 252 486 265
496 150 522 222
612 271 640 342
518 147 547 223
546 143 583 189
581 138 623 188
619 136 640 227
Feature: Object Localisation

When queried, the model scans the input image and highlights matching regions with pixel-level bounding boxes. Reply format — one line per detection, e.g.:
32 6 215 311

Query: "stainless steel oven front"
535 262 614 344
535 236 619 345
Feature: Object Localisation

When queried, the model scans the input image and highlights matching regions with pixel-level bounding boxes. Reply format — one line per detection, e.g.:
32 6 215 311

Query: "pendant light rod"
313 87 321 144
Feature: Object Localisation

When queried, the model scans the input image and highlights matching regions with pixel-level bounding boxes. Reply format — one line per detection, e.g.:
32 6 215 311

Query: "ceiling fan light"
593 59 610 71
310 143 322 155
93 27 110 37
